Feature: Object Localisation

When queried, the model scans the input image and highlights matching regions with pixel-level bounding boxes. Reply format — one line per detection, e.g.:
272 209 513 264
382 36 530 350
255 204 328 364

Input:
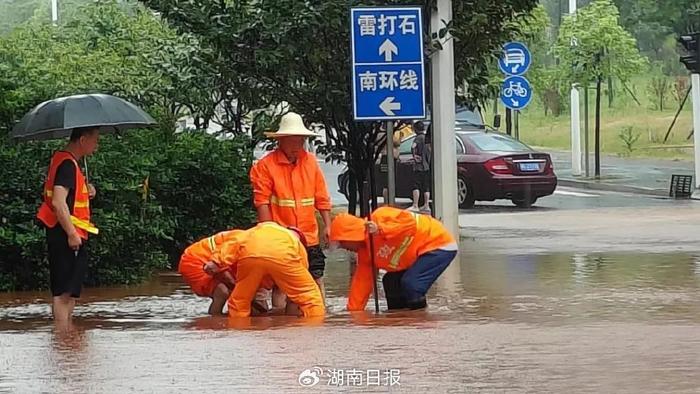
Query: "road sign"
350 7 426 120
498 42 531 76
500 75 532 110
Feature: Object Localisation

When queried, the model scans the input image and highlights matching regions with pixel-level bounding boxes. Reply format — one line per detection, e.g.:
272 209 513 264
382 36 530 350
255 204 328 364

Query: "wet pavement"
2 249 700 392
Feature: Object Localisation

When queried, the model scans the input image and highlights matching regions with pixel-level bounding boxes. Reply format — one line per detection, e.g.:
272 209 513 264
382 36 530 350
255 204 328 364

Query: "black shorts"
47 227 88 298
306 245 326 279
413 170 431 192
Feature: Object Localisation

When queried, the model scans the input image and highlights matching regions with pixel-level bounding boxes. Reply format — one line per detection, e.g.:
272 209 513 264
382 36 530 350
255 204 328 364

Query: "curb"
558 178 668 197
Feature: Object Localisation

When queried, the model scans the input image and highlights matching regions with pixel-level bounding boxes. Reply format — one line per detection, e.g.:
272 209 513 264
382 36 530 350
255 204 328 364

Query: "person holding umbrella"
36 126 100 321
13 93 156 321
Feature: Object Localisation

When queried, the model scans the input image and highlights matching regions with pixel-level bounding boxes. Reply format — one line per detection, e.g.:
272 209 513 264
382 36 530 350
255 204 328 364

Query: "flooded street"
2 249 700 393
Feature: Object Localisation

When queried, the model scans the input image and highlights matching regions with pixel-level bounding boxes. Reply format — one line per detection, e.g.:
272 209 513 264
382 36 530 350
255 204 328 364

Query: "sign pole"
386 121 396 205
514 110 520 139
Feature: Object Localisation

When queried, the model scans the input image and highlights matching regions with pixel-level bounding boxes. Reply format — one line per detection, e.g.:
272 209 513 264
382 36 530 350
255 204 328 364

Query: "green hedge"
0 129 256 291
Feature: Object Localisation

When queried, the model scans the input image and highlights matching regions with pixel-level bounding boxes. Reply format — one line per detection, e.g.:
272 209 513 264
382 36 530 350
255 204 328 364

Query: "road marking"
554 190 599 198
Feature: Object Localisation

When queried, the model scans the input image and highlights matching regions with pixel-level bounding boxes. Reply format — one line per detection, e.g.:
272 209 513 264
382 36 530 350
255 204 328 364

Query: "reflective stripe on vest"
270 196 315 208
387 212 420 269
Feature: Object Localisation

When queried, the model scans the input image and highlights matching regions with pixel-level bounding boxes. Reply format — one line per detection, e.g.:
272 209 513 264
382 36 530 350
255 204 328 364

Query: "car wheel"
512 197 538 208
457 175 475 209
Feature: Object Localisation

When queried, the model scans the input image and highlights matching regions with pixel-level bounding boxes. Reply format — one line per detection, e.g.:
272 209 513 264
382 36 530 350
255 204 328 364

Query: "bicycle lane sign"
500 75 532 110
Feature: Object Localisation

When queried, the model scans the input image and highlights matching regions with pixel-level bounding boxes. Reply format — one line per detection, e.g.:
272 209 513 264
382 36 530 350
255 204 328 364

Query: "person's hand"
68 232 82 251
322 226 331 245
202 261 219 276
87 183 96 199
366 221 378 234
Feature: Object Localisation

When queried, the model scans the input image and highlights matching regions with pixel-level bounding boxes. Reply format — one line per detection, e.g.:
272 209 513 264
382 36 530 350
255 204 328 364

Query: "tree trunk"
608 76 613 108
595 76 602 178
348 172 358 216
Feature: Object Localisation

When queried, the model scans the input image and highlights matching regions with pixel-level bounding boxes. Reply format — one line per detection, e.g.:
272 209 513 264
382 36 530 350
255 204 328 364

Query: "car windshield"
467 133 532 152
455 108 483 126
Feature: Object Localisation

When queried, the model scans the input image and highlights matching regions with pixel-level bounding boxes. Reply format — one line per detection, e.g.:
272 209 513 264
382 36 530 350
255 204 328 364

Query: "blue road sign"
498 42 531 76
350 7 426 121
500 75 533 110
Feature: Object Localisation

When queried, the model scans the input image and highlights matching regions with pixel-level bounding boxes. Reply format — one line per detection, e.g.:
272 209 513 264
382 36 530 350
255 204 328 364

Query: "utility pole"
569 0 582 176
430 0 459 239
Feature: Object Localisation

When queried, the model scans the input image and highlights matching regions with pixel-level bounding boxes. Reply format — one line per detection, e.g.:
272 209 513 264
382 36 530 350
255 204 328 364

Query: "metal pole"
691 74 700 198
569 0 582 176
51 0 58 25
430 0 459 239
584 84 589 177
514 110 520 139
386 121 396 205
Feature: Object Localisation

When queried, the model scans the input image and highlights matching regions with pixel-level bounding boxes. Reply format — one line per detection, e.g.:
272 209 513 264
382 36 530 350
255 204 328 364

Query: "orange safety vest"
250 149 331 246
36 151 95 239
338 207 456 311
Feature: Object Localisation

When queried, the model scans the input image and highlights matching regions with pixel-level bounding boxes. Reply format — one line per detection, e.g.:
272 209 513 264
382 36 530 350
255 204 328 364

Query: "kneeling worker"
206 222 324 318
330 206 457 311
179 230 241 315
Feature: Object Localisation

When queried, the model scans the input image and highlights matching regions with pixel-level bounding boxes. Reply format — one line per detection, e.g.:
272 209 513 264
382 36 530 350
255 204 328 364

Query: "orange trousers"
227 257 324 318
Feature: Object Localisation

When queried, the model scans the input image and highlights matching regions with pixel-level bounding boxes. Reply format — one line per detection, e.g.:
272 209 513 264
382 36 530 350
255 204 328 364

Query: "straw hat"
264 112 317 138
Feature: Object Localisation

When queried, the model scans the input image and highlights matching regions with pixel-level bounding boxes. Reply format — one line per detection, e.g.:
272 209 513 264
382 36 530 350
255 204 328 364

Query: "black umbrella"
12 93 157 183
11 93 156 141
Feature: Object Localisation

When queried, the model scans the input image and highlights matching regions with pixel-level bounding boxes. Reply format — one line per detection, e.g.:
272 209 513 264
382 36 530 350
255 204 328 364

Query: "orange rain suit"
330 206 455 311
178 230 242 297
212 222 325 318
249 149 331 247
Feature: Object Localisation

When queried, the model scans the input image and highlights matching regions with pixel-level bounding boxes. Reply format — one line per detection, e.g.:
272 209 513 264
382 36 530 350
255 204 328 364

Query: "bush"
0 129 255 291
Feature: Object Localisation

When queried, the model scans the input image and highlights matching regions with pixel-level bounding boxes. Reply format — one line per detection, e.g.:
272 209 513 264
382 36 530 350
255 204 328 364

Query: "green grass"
485 75 695 161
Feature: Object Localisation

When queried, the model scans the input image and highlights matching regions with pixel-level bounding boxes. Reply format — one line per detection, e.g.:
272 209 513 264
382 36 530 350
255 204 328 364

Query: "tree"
555 0 646 177
143 0 540 214
0 1 215 135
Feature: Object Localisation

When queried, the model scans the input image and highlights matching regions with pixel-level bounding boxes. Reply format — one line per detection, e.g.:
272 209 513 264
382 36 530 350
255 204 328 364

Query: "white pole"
430 0 459 239
51 0 58 25
386 121 396 205
691 73 700 197
569 0 582 176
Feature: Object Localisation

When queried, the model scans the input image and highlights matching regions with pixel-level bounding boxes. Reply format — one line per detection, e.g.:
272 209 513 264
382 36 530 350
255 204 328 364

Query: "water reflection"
1 251 700 391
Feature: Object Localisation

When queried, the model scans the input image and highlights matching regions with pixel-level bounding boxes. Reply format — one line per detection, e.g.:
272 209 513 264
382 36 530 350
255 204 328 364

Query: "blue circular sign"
498 42 531 76
500 75 532 110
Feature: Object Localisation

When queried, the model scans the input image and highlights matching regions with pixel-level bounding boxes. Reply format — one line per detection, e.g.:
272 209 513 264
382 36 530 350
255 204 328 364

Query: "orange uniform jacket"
178 230 243 297
250 149 331 246
211 222 324 317
336 207 455 311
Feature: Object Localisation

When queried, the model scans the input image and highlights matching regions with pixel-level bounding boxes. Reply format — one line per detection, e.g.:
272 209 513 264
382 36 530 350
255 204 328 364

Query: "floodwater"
2 250 700 393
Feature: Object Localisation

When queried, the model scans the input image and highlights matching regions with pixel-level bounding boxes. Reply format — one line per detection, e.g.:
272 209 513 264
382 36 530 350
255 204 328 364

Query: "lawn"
484 76 695 161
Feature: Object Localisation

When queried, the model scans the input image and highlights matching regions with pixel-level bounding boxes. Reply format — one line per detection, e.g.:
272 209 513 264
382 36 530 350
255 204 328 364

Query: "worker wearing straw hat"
249 112 332 300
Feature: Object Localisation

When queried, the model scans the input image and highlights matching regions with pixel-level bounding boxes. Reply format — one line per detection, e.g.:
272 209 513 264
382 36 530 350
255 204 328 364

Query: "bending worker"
206 222 324 318
330 206 457 311
178 230 241 315
250 112 332 297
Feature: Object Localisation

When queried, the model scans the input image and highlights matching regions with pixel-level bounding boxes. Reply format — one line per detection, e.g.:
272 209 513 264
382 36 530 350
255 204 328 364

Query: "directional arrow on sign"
510 99 520 107
379 97 401 116
379 39 398 62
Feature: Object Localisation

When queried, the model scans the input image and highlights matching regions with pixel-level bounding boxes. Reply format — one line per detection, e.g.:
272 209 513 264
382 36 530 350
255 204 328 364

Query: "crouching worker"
179 230 242 315
330 206 457 311
207 222 325 318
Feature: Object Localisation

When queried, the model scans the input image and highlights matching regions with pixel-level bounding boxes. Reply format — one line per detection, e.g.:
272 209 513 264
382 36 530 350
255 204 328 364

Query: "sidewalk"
545 150 694 196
